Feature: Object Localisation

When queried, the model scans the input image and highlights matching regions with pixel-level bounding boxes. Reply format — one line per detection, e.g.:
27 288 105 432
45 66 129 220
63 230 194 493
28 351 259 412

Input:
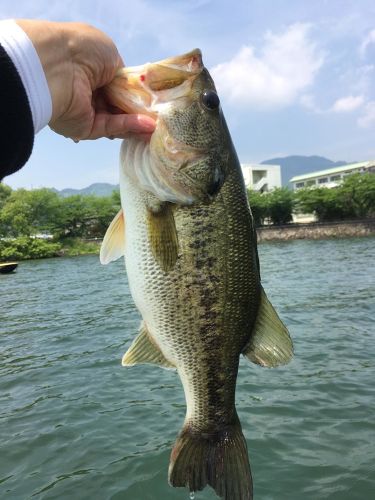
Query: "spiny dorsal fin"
147 203 179 272
100 209 125 265
243 287 293 367
122 321 176 369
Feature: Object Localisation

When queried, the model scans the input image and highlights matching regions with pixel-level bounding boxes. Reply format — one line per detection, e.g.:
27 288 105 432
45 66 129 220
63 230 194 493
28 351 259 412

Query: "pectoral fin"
100 209 125 265
243 287 293 367
122 322 175 369
147 203 179 272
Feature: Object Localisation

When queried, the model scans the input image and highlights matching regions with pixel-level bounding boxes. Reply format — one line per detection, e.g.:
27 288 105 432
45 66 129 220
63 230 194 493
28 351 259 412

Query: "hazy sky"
2 0 375 189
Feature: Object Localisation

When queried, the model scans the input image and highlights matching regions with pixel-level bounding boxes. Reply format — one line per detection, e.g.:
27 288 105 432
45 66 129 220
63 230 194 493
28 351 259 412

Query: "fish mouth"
103 49 204 119
104 49 214 205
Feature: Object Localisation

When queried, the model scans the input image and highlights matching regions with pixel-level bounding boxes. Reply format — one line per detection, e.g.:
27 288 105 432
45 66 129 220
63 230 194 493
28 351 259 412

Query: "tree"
82 195 119 238
53 195 92 238
247 189 269 226
0 236 61 261
295 187 344 221
0 188 61 237
338 173 375 218
53 192 121 239
0 183 12 210
111 189 121 207
248 187 295 226
266 188 295 225
296 173 375 221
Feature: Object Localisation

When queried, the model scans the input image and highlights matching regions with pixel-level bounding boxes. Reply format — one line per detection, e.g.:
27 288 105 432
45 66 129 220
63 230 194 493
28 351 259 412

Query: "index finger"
85 112 155 140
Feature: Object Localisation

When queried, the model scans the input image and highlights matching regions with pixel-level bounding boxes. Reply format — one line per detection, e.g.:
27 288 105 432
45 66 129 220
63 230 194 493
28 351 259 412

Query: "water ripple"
1 240 374 499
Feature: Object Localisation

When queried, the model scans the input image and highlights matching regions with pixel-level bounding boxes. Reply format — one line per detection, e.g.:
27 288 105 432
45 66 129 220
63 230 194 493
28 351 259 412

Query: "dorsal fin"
122 322 176 369
100 209 125 265
243 287 293 367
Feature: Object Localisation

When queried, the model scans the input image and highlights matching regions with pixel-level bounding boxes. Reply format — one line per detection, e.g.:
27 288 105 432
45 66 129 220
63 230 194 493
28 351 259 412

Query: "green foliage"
59 238 100 257
54 195 92 238
266 188 295 225
0 186 119 260
249 173 375 225
295 187 345 221
111 189 121 207
0 187 120 240
296 173 375 221
83 194 120 238
0 237 62 261
0 188 61 237
247 190 269 226
0 183 12 210
53 194 119 239
248 187 294 226
338 173 375 218
0 174 373 260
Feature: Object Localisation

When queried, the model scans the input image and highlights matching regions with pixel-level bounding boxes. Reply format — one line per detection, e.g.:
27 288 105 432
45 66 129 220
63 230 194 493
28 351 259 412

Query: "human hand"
16 20 156 141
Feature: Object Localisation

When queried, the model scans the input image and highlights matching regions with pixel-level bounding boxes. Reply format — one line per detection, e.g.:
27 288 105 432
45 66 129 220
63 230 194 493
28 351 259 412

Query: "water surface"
1 237 374 499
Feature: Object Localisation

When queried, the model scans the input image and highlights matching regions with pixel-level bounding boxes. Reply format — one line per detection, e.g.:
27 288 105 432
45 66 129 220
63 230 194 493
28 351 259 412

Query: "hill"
56 183 119 197
53 157 351 195
261 155 349 185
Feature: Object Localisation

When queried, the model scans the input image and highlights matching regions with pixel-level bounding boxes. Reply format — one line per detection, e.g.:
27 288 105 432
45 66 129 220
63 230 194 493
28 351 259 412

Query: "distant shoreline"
257 219 375 242
2 220 374 263
84 219 375 247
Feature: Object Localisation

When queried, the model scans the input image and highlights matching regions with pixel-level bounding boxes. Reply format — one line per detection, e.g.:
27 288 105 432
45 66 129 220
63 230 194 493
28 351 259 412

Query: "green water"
1 238 374 500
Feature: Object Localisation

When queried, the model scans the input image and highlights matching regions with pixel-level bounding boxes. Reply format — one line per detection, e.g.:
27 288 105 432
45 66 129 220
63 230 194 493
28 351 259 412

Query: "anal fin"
243 287 293 367
122 322 175 369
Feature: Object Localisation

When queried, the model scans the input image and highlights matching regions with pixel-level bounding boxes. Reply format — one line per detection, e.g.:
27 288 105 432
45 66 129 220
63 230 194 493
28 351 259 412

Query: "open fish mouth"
103 49 204 119
104 49 216 205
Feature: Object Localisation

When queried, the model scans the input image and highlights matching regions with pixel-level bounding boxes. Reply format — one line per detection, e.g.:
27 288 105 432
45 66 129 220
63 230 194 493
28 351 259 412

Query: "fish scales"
125 154 259 428
101 48 293 500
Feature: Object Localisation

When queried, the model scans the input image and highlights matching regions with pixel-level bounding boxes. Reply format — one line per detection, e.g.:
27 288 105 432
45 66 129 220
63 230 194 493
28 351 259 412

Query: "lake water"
1 237 374 500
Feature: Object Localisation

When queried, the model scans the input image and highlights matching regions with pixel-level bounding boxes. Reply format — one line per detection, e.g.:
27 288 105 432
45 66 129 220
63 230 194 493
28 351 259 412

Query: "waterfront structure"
241 163 281 192
290 160 375 190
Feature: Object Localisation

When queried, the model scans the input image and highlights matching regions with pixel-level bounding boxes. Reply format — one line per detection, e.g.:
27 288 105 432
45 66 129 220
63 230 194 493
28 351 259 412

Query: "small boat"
0 262 18 274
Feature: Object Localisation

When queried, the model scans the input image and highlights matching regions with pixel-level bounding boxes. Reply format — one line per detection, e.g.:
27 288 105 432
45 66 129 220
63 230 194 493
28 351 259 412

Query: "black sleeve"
0 43 34 182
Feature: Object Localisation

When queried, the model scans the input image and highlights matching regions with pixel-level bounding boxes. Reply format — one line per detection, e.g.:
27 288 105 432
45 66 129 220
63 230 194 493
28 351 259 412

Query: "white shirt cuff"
0 19 52 134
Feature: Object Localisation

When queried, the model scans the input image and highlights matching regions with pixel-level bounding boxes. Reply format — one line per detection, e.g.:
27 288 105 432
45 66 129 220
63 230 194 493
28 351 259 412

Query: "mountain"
55 183 119 197
261 155 349 185
53 156 350 195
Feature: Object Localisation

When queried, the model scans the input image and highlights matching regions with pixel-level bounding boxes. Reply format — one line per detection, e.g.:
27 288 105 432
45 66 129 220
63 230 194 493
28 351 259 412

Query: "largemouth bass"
100 49 293 500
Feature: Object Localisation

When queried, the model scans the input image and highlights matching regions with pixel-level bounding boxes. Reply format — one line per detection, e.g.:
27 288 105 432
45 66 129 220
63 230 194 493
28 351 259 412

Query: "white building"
241 163 282 192
290 160 375 190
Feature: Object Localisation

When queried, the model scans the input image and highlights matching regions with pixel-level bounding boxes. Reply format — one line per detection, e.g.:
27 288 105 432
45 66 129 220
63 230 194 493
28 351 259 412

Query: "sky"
2 0 375 189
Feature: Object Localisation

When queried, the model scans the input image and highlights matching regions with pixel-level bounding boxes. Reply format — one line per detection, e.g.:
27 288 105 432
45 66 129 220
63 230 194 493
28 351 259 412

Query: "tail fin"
168 420 253 500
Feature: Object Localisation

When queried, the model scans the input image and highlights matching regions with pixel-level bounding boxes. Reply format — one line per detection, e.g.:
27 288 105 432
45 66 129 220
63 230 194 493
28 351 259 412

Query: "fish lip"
118 48 204 83
150 48 203 72
104 49 204 119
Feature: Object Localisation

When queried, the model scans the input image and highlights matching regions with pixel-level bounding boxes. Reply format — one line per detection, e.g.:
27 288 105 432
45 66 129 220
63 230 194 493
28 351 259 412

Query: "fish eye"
202 90 220 110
